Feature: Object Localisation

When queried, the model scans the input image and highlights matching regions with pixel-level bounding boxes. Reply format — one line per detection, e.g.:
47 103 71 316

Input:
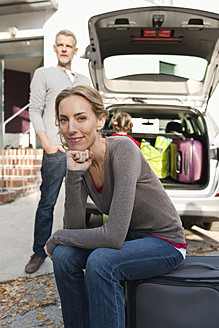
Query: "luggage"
140 136 172 178
125 256 219 328
170 139 203 183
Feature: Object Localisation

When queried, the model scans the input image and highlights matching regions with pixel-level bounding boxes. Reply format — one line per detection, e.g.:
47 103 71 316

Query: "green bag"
103 214 109 224
140 136 172 178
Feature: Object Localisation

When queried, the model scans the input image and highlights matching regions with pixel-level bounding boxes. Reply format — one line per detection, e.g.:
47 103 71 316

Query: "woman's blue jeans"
52 232 184 328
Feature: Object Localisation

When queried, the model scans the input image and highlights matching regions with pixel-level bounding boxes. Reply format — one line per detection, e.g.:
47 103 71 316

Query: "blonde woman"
45 85 186 328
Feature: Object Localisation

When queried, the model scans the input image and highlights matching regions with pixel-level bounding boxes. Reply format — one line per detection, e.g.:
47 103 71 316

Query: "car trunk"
101 103 209 190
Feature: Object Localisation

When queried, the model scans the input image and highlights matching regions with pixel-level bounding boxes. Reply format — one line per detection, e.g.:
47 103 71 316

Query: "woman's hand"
44 245 52 259
66 149 93 171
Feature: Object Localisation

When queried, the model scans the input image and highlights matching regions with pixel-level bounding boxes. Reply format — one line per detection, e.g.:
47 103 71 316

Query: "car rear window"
103 54 208 82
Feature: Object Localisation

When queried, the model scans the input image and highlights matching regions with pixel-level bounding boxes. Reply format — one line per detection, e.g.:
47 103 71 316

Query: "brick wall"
0 148 43 204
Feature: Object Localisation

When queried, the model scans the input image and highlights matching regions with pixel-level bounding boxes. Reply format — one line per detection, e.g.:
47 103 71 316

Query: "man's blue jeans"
33 150 66 258
52 232 184 328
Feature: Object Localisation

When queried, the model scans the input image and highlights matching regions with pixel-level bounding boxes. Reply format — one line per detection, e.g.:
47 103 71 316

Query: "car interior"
101 104 209 189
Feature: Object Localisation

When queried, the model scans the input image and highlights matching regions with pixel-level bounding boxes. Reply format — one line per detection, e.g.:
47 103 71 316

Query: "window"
103 55 208 82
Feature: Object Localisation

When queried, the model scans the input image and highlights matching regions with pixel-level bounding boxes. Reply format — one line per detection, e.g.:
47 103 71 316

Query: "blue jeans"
33 150 66 258
52 232 184 328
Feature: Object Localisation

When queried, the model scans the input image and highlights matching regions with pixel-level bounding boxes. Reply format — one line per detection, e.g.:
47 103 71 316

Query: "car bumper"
171 197 219 220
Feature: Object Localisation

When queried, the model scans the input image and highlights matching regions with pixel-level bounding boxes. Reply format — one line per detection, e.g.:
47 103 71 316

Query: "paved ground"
0 186 219 327
0 185 65 327
0 274 63 327
0 185 65 283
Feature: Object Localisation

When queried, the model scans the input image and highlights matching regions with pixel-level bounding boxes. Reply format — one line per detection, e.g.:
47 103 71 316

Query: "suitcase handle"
176 150 189 175
176 152 181 173
181 262 219 270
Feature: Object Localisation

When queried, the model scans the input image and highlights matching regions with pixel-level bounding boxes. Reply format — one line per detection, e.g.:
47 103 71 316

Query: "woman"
45 85 186 328
111 111 141 147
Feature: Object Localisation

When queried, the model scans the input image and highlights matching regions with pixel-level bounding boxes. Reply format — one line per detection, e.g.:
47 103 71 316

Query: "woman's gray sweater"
46 137 186 255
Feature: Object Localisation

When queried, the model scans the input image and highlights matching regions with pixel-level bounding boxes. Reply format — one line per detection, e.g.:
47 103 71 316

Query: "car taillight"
133 29 181 42
215 193 219 197
143 29 156 37
159 29 172 37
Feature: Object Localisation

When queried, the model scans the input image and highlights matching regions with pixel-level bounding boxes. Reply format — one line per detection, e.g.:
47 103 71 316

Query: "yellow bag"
140 136 172 178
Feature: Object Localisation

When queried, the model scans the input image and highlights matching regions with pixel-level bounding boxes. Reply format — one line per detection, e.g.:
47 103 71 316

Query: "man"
25 30 90 273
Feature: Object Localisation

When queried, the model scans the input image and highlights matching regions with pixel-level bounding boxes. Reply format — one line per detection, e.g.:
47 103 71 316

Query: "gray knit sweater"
46 137 186 255
29 66 90 145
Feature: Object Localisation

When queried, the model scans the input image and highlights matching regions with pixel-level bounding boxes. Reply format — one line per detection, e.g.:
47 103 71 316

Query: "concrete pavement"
0 184 64 282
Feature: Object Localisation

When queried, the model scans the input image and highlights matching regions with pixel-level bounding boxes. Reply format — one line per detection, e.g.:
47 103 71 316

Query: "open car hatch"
85 6 219 110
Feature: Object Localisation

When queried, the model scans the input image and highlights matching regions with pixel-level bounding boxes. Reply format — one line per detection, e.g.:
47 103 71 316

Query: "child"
111 112 141 147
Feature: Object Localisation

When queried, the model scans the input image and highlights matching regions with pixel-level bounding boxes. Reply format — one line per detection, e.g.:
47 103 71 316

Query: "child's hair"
111 112 133 133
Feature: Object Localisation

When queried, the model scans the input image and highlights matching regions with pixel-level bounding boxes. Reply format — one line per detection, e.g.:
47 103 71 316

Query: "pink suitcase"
170 139 203 183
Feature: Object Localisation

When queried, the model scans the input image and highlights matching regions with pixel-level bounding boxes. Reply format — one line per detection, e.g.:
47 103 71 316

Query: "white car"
85 6 219 229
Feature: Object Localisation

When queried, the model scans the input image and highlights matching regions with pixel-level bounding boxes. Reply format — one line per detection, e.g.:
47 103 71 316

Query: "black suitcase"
125 256 219 328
